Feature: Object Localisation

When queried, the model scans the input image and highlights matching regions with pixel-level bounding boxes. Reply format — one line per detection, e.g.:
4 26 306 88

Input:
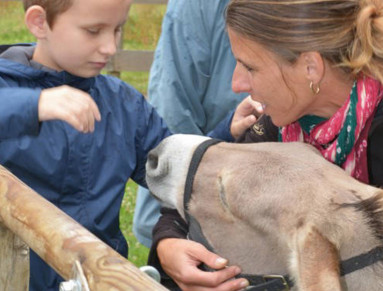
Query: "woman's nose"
232 64 251 94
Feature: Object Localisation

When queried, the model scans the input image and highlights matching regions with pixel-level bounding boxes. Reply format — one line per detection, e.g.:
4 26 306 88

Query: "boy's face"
33 0 131 78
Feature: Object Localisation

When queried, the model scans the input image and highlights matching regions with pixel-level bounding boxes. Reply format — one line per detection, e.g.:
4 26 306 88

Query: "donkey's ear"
289 225 342 291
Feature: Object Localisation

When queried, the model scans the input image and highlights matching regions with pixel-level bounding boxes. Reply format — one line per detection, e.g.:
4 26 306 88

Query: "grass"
0 2 166 267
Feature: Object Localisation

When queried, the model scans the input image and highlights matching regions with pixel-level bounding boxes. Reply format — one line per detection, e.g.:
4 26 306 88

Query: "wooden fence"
0 165 168 290
107 0 168 75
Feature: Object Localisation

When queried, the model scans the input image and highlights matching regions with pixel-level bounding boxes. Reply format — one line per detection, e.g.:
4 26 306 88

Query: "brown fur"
340 192 383 241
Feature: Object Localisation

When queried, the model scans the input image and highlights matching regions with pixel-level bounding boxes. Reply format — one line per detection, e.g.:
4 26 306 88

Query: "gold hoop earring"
310 81 320 94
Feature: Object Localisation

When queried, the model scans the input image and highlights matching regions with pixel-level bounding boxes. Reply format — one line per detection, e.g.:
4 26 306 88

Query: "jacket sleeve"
207 110 236 142
0 86 41 139
128 91 172 187
148 207 188 286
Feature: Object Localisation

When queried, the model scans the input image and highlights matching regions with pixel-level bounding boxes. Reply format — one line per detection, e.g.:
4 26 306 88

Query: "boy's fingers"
91 100 101 121
38 86 101 133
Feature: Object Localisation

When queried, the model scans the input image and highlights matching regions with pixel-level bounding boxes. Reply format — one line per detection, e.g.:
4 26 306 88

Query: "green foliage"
120 71 150 96
120 180 149 267
0 1 166 267
0 2 35 43
123 4 166 50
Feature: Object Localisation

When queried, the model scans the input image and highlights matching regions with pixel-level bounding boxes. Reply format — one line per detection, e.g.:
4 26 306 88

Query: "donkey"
145 134 383 291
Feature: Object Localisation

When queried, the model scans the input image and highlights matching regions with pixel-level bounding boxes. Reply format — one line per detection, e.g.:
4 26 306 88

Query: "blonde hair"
226 0 383 83
23 0 73 27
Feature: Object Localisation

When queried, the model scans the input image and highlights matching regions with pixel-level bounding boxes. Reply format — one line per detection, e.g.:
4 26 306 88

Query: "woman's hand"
230 96 263 139
157 238 249 291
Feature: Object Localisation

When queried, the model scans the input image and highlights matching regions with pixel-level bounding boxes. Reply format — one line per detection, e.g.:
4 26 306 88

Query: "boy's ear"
24 5 48 39
300 52 325 85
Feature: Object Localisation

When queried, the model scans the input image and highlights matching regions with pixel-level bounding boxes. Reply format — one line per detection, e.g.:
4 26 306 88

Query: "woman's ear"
300 52 325 85
24 5 48 39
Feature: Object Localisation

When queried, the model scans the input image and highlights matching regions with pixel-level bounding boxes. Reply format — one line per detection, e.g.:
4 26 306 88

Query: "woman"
149 0 383 290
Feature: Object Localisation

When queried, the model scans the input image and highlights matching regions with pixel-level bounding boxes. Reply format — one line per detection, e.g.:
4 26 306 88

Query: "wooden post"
0 222 29 291
0 166 168 291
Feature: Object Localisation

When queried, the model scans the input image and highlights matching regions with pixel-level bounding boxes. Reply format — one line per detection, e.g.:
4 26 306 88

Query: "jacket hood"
0 44 94 91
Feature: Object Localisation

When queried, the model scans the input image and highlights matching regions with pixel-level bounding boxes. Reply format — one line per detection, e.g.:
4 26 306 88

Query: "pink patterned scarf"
280 76 383 184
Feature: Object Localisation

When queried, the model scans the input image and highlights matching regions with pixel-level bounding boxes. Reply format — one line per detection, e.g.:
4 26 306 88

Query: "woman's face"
228 28 314 127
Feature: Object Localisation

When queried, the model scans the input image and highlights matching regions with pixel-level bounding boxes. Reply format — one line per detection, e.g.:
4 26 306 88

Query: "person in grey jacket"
133 0 247 248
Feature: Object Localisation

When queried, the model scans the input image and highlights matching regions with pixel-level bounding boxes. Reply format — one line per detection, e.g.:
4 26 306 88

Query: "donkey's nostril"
146 149 169 180
148 152 159 169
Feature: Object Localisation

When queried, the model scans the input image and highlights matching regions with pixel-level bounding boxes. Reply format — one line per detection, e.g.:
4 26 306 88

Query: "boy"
0 0 253 290
0 0 170 290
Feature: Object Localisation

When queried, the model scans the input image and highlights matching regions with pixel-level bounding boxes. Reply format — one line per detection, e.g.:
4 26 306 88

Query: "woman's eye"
239 61 254 72
244 64 254 72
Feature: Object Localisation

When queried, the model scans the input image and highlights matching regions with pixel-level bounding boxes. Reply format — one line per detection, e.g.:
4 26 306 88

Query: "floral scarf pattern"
280 76 383 184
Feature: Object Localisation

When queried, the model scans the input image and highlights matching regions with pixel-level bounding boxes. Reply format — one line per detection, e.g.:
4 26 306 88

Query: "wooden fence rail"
0 165 168 290
109 0 168 73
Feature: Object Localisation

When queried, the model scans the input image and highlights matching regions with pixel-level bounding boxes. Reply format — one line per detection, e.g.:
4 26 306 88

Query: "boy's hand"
230 96 263 139
38 85 101 133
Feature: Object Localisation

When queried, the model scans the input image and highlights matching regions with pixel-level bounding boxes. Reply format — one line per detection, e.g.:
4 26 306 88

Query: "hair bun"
346 0 383 81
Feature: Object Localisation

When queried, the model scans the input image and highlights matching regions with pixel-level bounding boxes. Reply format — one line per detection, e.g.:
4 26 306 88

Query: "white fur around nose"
146 134 211 214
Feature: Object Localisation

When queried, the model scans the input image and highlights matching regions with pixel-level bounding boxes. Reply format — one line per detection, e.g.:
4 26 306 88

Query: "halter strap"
183 138 222 223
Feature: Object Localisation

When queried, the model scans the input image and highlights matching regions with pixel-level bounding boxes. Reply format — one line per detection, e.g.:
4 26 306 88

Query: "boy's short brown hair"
23 0 73 27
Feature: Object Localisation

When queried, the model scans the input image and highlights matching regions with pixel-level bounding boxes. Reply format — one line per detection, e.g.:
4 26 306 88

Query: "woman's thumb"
196 246 229 270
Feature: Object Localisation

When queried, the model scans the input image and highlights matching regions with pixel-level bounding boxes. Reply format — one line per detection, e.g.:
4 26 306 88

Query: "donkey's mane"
341 190 383 242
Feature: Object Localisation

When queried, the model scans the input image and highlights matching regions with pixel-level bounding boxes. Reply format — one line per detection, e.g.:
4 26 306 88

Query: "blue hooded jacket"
0 44 171 290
